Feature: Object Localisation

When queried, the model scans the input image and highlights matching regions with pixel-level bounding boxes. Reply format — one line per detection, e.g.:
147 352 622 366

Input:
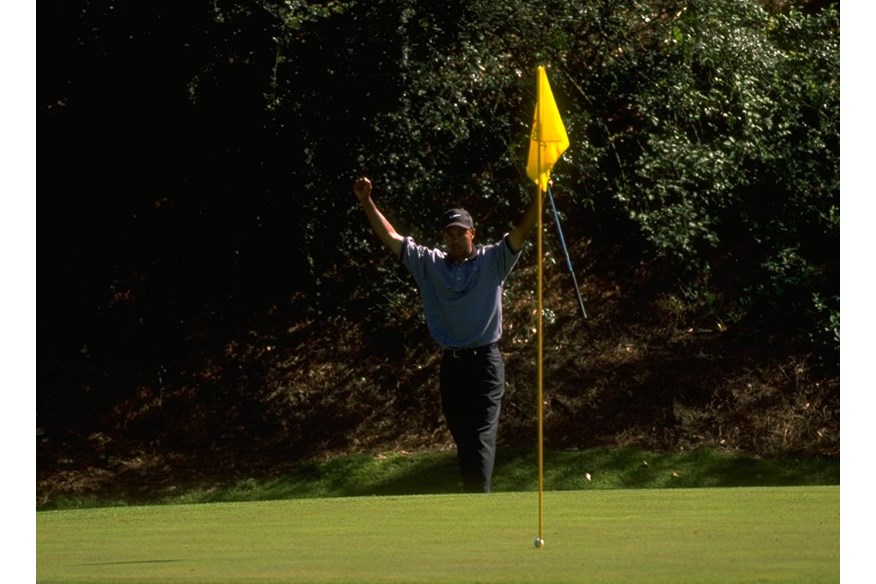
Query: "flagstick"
536 69 546 550
537 194 545 548
528 64 566 549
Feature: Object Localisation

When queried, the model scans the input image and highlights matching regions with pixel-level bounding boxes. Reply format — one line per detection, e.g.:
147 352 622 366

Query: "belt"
445 343 497 358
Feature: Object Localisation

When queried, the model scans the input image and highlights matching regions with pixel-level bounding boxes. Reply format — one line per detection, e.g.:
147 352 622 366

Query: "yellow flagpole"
535 67 545 550
526 65 567 548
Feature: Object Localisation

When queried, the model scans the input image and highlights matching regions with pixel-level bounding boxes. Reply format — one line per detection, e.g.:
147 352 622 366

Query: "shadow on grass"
196 452 466 503
43 447 839 509
317 451 464 497
250 447 839 501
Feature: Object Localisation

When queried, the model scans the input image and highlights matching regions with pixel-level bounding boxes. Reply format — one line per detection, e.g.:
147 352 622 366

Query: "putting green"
37 487 838 583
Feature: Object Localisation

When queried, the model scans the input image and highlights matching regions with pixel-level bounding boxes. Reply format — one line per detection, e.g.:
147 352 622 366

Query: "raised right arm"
352 176 404 257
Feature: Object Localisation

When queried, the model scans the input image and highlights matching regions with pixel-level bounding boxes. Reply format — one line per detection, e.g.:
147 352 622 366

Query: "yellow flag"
526 66 569 192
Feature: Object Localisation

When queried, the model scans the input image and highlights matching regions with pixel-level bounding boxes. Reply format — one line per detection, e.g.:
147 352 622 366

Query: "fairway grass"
37 486 839 583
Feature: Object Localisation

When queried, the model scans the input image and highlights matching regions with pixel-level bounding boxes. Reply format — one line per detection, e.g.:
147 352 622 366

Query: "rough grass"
39 446 839 510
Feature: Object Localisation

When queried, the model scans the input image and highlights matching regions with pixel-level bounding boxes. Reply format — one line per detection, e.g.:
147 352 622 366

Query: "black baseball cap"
442 208 474 230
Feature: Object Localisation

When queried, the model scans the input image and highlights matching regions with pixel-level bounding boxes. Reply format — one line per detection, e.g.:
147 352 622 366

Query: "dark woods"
38 1 839 503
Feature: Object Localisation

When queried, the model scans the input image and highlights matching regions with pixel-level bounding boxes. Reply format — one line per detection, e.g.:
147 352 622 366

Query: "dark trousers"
439 344 504 493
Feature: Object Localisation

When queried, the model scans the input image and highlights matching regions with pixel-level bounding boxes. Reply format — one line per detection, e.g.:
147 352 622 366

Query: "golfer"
352 176 541 493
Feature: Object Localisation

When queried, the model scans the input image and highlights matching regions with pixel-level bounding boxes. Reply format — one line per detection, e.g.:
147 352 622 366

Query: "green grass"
37 487 839 583
42 447 840 510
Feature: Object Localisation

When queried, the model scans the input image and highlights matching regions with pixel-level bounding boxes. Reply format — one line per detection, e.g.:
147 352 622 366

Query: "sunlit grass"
37 487 840 583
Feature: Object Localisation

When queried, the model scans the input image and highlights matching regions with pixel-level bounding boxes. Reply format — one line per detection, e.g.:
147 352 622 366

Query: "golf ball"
534 537 544 548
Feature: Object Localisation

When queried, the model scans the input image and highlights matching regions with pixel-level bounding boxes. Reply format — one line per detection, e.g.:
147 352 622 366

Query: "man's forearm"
360 197 404 256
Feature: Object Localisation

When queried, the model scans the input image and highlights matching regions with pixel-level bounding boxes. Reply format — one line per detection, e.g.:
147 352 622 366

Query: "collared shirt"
400 234 520 349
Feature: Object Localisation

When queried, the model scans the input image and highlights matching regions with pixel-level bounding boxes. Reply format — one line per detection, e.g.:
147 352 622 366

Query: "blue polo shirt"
400 235 521 349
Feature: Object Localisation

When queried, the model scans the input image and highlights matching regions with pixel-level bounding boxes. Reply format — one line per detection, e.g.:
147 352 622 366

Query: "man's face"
442 226 475 261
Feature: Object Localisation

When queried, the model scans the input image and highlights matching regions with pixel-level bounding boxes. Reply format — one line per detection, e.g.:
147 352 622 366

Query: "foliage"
620 1 839 361
39 0 839 491
205 0 837 362
41 0 838 349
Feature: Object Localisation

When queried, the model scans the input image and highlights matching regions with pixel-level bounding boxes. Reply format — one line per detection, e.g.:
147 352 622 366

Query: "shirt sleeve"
399 236 443 290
